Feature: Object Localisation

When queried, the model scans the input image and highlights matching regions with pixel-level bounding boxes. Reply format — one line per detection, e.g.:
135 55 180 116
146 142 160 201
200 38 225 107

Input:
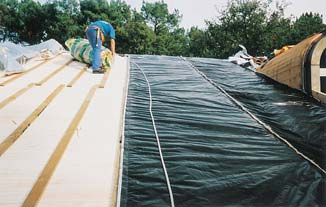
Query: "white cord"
180 56 326 174
133 62 175 207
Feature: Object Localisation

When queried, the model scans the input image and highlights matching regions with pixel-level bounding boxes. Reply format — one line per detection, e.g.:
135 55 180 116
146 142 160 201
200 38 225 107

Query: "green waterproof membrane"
121 55 325 207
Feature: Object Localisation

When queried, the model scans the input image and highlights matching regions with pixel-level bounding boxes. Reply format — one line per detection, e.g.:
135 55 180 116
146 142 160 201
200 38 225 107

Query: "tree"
141 0 181 35
262 1 292 54
116 21 155 54
43 0 81 45
79 0 110 25
291 12 325 44
207 0 269 58
0 0 21 43
17 0 48 44
0 0 325 57
188 27 210 57
106 0 132 28
140 1 184 55
167 28 188 56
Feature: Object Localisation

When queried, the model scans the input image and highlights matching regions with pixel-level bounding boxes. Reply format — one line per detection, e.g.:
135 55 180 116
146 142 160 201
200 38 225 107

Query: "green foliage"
167 28 189 56
205 0 325 58
141 0 181 35
116 22 155 54
140 1 186 55
79 0 110 25
43 0 81 45
188 26 212 57
291 12 325 44
106 1 132 28
17 0 47 44
206 0 268 58
262 11 292 54
0 0 20 42
0 0 325 57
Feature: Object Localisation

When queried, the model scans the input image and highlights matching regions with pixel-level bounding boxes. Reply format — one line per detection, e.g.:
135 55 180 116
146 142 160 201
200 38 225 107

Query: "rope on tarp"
132 62 175 207
180 56 326 174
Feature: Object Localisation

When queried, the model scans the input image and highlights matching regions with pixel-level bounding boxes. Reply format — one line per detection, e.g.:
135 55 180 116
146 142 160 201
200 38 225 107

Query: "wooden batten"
0 54 129 206
256 33 326 104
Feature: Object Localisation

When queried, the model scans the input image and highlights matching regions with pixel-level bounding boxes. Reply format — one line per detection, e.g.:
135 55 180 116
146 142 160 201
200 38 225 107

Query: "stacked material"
65 38 113 70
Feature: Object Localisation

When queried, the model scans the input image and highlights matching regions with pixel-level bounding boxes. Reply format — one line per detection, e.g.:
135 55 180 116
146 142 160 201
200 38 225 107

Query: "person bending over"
85 20 115 74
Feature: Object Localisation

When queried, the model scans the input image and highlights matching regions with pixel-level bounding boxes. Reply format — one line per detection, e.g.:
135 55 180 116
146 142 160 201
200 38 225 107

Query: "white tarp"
0 39 64 75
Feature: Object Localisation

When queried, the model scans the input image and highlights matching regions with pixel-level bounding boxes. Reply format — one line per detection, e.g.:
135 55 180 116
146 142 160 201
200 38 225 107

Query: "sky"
124 0 326 29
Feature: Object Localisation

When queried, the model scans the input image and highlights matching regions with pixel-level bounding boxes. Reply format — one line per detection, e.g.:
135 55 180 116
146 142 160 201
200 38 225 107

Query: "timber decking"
0 52 128 206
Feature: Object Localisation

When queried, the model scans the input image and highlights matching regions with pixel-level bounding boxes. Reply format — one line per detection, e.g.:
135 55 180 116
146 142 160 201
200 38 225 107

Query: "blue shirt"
90 20 115 39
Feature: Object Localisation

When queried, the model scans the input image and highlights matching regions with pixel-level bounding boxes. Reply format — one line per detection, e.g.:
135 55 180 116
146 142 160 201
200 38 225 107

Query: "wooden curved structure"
256 33 326 104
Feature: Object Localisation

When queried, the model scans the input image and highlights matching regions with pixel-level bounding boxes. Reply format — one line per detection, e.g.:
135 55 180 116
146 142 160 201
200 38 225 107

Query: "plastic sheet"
27 39 63 56
188 57 326 169
121 55 325 207
0 39 64 74
0 47 8 70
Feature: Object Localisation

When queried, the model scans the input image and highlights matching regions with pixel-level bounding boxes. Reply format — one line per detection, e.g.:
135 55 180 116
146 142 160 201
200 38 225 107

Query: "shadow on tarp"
121 55 325 207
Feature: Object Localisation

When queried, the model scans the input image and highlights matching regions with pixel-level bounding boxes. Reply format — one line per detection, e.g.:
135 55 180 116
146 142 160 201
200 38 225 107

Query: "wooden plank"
0 83 34 110
0 82 98 206
37 55 128 207
0 53 62 86
99 68 111 88
0 55 128 206
0 85 64 157
22 84 99 207
67 66 87 87
36 59 73 86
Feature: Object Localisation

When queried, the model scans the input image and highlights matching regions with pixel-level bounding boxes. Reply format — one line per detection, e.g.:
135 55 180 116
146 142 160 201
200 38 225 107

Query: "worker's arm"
111 39 115 56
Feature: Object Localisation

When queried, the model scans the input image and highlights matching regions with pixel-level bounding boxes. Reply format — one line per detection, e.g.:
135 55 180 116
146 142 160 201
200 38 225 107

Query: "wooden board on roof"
0 52 129 206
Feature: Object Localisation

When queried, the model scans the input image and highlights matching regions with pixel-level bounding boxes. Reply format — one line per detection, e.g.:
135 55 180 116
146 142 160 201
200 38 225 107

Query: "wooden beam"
67 67 87 87
0 83 34 110
36 59 73 86
99 69 111 88
0 85 65 157
22 84 99 207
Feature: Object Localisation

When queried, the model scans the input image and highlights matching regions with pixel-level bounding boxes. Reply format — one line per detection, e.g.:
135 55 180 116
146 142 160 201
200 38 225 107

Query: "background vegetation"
0 0 325 58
